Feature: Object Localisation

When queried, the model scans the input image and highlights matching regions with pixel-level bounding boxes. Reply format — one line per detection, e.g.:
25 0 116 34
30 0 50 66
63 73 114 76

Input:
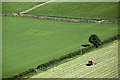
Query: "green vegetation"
27 2 118 20
2 2 119 78
89 34 102 48
3 36 119 79
2 16 118 78
2 2 43 14
32 41 118 78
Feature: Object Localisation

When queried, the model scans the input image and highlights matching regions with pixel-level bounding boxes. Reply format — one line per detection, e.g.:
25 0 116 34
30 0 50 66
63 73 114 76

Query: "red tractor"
86 60 96 66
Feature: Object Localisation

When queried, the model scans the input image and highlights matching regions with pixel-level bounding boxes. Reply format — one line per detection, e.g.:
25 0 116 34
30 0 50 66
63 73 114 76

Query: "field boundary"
19 0 56 14
0 14 120 23
1 34 119 80
31 42 118 78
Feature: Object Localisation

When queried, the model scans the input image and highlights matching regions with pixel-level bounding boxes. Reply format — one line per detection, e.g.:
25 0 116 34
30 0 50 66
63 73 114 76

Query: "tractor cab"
88 60 93 65
86 60 96 66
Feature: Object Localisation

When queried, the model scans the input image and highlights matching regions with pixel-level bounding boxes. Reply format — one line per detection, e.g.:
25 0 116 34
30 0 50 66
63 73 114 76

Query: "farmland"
2 15 118 78
32 41 118 78
27 2 118 20
2 1 119 78
2 2 43 14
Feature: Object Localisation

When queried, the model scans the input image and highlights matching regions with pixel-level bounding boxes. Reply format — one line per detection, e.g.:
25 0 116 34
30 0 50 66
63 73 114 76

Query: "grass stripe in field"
110 73 119 78
63 51 116 77
69 57 117 78
32 46 117 76
85 63 118 78
32 42 118 78
97 66 118 78
88 58 118 78
102 68 118 78
77 57 117 76
40 50 116 78
108 69 118 78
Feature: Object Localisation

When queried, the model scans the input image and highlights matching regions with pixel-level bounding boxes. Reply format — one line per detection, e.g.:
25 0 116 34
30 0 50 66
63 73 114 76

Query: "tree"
89 34 102 48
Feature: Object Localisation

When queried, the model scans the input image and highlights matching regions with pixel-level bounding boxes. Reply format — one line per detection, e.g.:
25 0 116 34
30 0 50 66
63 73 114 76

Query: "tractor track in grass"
30 41 118 78
0 14 119 23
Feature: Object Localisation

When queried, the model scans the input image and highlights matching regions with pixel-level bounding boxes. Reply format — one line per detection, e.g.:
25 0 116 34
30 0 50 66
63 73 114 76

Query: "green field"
2 15 118 77
2 2 43 14
2 1 119 78
27 2 118 20
32 41 118 78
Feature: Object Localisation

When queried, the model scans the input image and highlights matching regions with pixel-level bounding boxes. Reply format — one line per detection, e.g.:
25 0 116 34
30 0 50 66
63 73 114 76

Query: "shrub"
89 34 102 48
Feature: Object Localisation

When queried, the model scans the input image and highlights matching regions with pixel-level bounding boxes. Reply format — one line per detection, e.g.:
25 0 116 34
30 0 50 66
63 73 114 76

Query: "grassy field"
32 41 118 78
2 15 118 78
2 2 43 14
27 2 118 20
2 2 119 78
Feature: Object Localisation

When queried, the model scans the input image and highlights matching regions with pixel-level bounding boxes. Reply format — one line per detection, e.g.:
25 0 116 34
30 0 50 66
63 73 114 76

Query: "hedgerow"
2 34 120 80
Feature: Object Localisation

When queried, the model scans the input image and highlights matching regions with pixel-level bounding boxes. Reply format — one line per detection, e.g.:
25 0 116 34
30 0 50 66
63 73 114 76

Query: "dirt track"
20 0 56 14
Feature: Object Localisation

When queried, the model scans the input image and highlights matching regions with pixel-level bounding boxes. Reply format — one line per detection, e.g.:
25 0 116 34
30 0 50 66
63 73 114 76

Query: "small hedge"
2 68 36 80
102 34 120 44
2 34 120 80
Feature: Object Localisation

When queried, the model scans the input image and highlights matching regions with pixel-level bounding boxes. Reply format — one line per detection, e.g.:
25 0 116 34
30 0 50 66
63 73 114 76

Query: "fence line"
0 14 119 23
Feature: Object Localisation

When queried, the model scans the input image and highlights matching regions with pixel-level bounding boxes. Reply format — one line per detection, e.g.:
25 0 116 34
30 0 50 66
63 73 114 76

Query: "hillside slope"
32 41 118 78
27 2 118 20
2 2 43 14
2 16 118 78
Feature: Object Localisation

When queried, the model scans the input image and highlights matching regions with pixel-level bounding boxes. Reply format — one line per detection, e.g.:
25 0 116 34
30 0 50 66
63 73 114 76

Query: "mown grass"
27 2 118 20
28 40 119 78
32 41 118 78
2 16 118 78
2 2 43 14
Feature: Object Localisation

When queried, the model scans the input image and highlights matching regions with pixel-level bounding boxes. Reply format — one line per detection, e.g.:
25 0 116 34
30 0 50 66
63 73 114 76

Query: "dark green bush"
10 68 36 79
89 34 102 48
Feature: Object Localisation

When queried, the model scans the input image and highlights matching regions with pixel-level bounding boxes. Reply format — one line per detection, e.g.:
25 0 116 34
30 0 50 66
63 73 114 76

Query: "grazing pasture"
2 1 119 78
32 41 118 78
2 16 118 77
27 2 118 20
2 2 43 14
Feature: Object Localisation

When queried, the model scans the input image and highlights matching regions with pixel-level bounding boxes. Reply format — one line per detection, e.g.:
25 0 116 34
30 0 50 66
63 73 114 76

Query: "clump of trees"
89 34 102 48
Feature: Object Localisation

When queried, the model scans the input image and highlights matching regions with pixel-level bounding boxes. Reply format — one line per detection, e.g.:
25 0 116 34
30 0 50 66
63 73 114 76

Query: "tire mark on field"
100 67 118 78
0 14 119 23
20 0 56 14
